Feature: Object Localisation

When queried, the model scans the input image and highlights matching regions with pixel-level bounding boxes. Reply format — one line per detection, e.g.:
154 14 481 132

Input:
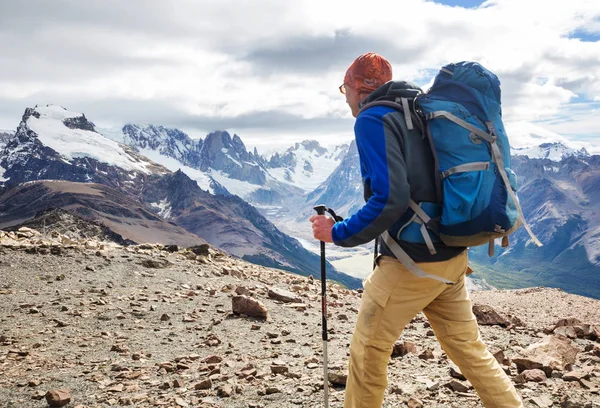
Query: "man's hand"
309 214 335 243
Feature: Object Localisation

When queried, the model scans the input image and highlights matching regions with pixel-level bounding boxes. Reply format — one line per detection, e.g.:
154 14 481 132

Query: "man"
309 53 524 408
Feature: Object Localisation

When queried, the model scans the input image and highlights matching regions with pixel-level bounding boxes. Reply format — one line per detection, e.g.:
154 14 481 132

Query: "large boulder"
513 335 580 375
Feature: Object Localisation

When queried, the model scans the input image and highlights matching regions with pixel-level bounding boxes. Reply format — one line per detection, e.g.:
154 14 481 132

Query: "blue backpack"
417 61 541 253
364 62 542 283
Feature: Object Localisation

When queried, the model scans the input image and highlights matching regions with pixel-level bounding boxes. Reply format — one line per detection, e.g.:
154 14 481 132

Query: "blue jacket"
331 82 465 262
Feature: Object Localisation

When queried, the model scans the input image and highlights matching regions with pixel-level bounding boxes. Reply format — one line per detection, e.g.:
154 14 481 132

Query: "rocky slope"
1 228 599 408
0 180 205 247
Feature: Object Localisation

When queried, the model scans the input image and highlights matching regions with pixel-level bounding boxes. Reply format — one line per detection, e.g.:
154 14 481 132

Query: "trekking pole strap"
381 231 455 284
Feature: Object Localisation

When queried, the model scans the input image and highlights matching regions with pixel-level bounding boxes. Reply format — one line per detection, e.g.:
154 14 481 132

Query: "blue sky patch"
568 28 600 43
429 0 486 8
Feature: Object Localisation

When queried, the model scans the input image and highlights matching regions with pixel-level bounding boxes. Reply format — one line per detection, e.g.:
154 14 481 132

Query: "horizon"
0 0 598 152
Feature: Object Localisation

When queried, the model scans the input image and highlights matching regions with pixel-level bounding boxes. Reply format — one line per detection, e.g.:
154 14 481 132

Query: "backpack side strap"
489 138 543 247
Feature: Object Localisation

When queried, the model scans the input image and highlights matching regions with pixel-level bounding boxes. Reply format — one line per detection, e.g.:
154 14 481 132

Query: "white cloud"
0 0 598 150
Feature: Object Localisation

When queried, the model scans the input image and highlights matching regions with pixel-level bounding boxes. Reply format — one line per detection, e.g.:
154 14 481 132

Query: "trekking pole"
313 204 329 408
373 236 379 270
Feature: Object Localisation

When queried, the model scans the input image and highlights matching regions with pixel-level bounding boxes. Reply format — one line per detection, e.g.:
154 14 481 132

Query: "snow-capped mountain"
101 124 348 206
0 130 13 150
512 142 590 162
0 105 160 195
305 140 362 218
266 140 349 192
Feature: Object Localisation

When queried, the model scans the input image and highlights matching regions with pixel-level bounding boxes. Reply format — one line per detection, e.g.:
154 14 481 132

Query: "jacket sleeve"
331 110 410 247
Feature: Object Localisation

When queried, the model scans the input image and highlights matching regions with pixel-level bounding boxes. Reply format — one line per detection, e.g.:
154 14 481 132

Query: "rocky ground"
1 227 599 408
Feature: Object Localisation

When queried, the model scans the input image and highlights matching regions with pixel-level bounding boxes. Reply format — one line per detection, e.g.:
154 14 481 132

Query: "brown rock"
562 370 588 382
267 287 302 303
392 341 408 358
407 397 424 408
560 394 586 408
218 384 234 397
554 318 582 329
580 378 597 391
418 348 434 360
328 371 347 386
472 304 509 327
554 326 580 339
449 365 467 381
235 286 251 296
491 348 511 366
203 355 222 364
530 396 553 408
45 389 71 407
513 335 580 375
522 369 547 383
189 244 210 256
447 380 470 392
194 379 212 390
175 397 189 407
232 295 268 319
140 259 170 268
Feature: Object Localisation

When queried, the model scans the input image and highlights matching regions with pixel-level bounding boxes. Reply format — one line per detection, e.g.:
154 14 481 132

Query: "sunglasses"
339 83 347 94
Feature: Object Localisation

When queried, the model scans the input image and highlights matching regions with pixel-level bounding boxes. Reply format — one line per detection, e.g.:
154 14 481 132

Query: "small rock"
218 384 234 397
491 348 510 366
173 378 185 388
28 379 42 387
530 395 553 408
175 397 189 407
328 371 347 386
194 379 212 390
472 304 509 327
407 397 424 408
392 341 417 358
203 355 222 364
522 369 547 383
140 259 170 269
45 389 71 407
232 295 268 319
563 370 587 382
560 394 586 408
189 244 210 256
447 380 470 392
418 349 434 360
449 365 467 381
160 313 170 322
265 386 281 394
268 287 303 303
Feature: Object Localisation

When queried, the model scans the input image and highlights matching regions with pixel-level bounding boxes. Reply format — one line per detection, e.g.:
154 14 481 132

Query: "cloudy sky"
0 0 598 152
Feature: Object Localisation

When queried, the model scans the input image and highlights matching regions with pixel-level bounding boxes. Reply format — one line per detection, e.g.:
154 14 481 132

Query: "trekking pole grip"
314 205 326 216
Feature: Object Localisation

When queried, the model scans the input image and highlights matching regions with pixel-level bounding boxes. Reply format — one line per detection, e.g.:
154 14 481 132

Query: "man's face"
341 84 361 118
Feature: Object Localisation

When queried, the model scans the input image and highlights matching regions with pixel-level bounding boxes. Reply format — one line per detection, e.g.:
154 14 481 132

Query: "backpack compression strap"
425 111 543 248
381 230 455 284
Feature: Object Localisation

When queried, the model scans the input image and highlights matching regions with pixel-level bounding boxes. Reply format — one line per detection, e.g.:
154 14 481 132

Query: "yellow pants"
344 252 523 408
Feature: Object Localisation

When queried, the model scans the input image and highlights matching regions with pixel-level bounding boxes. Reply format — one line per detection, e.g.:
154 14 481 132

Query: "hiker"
309 53 524 407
